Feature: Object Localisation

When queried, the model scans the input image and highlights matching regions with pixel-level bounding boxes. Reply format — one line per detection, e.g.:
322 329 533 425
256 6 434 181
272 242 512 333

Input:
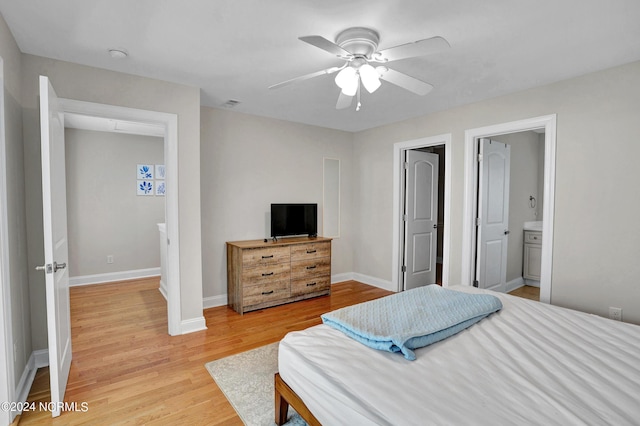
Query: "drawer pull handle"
306 265 317 270
306 282 317 287
261 255 274 259
262 290 274 295
306 249 317 254
262 272 274 277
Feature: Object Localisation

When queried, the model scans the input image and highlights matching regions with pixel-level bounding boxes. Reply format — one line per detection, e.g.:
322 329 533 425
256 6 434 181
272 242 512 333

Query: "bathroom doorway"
462 115 557 303
475 131 545 293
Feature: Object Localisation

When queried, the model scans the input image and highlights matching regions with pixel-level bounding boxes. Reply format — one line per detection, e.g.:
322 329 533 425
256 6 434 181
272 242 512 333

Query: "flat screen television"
271 203 317 239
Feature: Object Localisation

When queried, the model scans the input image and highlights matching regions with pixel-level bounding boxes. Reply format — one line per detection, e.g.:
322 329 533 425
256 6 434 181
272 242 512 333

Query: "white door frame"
59 98 181 335
392 134 452 292
0 56 15 425
462 115 557 303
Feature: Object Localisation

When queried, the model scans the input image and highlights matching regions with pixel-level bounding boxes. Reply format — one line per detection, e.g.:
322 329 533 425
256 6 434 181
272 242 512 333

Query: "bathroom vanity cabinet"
523 230 542 281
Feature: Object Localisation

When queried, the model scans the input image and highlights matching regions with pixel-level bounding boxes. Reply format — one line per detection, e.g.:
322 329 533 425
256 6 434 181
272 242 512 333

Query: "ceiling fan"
269 27 450 111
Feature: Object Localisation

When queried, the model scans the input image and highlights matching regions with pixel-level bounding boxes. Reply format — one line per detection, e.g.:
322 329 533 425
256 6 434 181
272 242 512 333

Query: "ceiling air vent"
222 99 241 108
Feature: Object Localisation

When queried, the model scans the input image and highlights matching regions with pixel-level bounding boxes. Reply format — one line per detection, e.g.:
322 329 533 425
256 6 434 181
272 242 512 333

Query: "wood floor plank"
17 278 391 425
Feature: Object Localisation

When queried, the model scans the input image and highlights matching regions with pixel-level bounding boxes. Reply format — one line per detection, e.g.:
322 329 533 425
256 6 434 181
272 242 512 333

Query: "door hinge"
401 265 407 273
403 161 408 169
403 214 408 222
477 153 483 162
475 217 480 227
473 280 479 288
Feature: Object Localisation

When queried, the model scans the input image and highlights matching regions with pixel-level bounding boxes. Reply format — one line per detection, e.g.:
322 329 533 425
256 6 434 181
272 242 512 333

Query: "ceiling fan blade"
374 36 450 62
269 66 342 90
299 35 352 58
336 92 353 109
377 67 433 96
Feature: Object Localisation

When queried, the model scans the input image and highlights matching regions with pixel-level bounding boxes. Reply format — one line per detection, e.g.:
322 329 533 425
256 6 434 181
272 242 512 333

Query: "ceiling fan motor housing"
336 27 380 57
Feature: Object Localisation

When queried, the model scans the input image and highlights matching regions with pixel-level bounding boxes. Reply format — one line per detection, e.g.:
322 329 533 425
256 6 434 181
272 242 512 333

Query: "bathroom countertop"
524 221 543 231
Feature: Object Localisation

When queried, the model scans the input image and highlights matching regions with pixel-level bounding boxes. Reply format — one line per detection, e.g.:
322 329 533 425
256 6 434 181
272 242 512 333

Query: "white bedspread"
278 286 640 425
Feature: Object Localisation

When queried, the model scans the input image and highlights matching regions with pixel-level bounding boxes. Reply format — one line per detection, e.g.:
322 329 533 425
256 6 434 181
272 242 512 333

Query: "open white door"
38 75 72 417
476 138 510 292
403 150 439 290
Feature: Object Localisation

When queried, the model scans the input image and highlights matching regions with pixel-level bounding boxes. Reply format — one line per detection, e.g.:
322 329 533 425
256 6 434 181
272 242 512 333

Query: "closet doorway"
392 134 452 292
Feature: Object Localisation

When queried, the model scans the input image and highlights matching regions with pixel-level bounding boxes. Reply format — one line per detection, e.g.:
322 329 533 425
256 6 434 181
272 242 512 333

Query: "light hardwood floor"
16 278 391 425
508 285 540 301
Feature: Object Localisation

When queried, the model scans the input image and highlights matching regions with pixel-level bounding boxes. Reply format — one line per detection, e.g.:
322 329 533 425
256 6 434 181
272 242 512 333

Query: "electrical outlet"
107 255 114 264
609 307 622 321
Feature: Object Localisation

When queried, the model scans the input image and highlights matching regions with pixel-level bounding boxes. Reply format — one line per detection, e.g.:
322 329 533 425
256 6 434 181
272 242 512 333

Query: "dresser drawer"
524 231 542 244
243 280 290 306
291 257 331 280
291 276 330 296
242 263 290 286
290 241 331 261
243 246 290 266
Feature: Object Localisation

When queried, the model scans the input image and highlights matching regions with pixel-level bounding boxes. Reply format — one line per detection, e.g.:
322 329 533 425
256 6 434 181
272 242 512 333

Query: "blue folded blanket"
321 285 502 360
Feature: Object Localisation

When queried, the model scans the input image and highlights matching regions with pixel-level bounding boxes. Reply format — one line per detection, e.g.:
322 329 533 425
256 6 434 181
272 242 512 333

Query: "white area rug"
205 342 306 426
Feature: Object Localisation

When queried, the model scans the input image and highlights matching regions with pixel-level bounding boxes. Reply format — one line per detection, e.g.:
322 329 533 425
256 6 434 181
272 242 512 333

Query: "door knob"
53 261 67 272
504 230 510 235
35 264 53 273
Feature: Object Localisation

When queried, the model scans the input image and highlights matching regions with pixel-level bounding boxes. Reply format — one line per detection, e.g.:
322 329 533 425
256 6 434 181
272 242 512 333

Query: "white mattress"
278 286 640 425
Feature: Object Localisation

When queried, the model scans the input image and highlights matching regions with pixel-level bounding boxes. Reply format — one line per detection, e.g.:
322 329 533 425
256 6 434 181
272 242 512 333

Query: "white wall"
20 54 202 349
353 60 640 324
65 128 164 278
200 107 354 305
0 12 31 419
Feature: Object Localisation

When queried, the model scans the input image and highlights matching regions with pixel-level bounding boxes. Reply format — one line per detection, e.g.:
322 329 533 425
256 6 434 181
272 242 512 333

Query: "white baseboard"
159 280 168 301
180 317 207 334
351 273 395 292
202 272 394 310
331 272 354 284
14 349 49 417
69 267 160 287
332 272 395 292
33 349 49 368
505 277 525 293
203 294 227 309
524 278 541 288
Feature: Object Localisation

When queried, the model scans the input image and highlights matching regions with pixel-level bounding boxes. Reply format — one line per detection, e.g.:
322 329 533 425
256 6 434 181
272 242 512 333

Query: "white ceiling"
1 0 640 132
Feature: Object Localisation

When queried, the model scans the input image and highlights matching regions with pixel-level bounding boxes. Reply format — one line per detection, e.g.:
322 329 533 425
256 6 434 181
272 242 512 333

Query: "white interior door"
404 150 439 290
476 138 511 292
39 75 72 417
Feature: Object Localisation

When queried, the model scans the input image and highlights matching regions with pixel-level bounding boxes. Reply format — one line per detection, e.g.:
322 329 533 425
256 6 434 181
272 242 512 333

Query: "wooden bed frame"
274 373 321 426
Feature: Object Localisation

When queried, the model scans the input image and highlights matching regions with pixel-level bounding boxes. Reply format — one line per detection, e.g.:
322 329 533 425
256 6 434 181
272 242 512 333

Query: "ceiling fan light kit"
269 26 449 111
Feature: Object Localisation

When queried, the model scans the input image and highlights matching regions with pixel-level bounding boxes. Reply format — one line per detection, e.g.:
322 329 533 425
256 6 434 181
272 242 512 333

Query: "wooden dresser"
226 237 332 314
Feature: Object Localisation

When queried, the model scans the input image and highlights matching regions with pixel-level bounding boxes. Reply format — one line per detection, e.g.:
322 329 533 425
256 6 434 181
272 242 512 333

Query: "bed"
275 285 640 425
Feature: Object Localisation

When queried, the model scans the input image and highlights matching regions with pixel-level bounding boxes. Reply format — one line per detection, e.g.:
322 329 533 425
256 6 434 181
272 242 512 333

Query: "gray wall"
492 131 543 283
20 54 202 350
200 107 354 303
0 13 31 403
65 129 164 277
352 60 640 324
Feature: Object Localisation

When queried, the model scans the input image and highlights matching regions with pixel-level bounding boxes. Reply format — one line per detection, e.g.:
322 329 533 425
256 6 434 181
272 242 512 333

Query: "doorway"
392 134 452 292
462 115 557 303
59 98 181 334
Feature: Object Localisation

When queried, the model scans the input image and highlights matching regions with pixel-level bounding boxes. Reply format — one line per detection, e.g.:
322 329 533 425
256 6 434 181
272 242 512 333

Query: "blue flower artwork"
137 164 153 179
137 180 153 196
155 165 166 179
156 181 166 196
